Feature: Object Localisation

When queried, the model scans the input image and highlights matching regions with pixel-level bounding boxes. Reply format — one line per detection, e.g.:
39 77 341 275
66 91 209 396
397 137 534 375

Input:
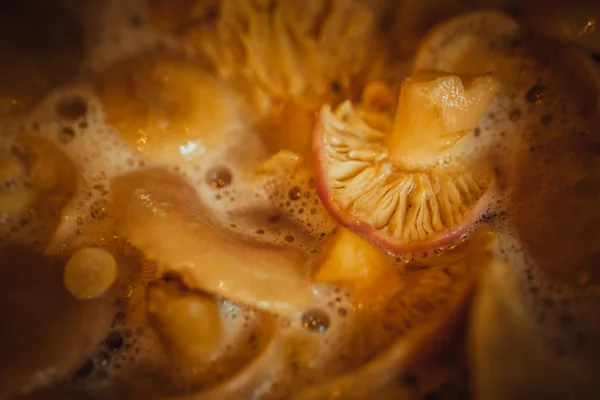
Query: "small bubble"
267 214 280 223
337 308 347 317
206 166 232 189
526 85 547 104
473 127 481 137
330 81 342 93
288 186 302 200
94 350 111 367
56 96 87 120
509 109 522 121
90 199 108 220
105 331 124 352
113 311 126 325
256 229 265 235
58 127 76 143
284 235 295 242
302 309 331 333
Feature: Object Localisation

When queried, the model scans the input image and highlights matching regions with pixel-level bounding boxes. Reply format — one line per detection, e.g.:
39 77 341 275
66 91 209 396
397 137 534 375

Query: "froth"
3 1 600 399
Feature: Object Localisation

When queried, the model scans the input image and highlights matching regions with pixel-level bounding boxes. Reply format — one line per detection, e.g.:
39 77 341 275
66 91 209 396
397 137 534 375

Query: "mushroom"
0 135 77 248
313 70 500 254
108 168 317 316
413 10 519 75
146 279 222 364
294 229 496 400
312 227 403 303
95 54 245 163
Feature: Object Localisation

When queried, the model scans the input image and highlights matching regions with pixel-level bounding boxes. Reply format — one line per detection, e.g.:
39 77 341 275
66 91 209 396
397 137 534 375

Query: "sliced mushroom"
0 135 77 248
413 11 519 75
146 279 222 364
294 230 495 399
0 248 112 399
63 247 118 300
108 168 317 316
470 257 600 399
312 227 403 303
313 71 499 253
95 54 245 162
163 0 386 160
127 326 283 400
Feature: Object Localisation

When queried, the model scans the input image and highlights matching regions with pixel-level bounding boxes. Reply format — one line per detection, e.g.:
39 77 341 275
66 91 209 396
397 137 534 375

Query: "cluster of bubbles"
2 0 599 399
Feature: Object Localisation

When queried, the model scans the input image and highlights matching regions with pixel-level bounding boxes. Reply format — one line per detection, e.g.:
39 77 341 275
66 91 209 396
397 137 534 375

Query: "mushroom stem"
388 70 500 169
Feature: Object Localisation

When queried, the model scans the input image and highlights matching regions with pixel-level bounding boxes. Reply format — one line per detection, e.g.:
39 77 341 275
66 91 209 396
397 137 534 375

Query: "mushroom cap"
313 99 494 255
414 10 519 74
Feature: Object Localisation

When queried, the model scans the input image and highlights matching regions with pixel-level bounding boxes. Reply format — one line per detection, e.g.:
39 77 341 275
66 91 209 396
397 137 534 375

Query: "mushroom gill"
313 70 499 254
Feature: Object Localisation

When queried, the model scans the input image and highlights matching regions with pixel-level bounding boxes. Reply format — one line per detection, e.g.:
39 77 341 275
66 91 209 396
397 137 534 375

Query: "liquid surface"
1 1 600 400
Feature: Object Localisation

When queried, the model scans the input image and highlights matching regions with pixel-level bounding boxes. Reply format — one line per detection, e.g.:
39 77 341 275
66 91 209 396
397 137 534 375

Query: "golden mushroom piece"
413 10 519 75
313 70 500 254
63 247 117 300
146 279 222 363
96 54 244 162
148 0 386 159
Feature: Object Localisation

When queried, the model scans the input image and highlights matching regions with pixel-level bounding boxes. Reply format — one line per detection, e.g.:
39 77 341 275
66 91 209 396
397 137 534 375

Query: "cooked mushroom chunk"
313 71 499 253
146 279 222 363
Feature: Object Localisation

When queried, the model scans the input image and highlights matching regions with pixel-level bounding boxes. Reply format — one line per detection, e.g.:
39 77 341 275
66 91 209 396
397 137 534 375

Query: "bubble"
90 199 108 220
58 127 76 143
509 109 522 121
288 186 302 200
302 309 331 333
526 85 547 103
330 80 342 93
284 235 295 243
94 350 111 367
56 96 88 120
206 166 233 189
105 331 124 352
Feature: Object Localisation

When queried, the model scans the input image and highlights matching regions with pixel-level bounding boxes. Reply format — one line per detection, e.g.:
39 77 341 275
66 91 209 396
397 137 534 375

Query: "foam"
2 1 599 399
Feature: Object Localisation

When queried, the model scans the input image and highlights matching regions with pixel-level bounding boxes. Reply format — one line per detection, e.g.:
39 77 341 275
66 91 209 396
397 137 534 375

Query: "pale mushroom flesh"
314 71 500 253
